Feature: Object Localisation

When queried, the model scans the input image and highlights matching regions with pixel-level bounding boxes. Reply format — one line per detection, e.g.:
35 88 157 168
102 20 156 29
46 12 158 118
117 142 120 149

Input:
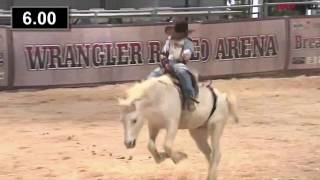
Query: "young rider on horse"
147 21 198 111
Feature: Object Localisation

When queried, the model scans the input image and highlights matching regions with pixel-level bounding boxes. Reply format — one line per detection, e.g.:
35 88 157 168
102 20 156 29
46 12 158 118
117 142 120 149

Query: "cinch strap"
206 85 217 121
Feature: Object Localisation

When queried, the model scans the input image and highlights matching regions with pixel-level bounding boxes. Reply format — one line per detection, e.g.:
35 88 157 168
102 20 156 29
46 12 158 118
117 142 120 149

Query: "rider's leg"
173 64 195 98
172 64 196 110
147 67 164 79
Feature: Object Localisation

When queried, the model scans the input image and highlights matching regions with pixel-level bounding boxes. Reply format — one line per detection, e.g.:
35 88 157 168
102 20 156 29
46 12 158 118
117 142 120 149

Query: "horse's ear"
118 98 129 106
118 98 137 111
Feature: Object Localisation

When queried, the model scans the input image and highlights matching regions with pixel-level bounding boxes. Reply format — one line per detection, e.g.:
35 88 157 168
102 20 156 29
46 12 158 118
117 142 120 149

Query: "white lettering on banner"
306 56 320 64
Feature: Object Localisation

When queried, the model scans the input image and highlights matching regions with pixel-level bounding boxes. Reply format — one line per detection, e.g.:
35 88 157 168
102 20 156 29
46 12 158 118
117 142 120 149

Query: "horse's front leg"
164 119 187 164
147 125 166 163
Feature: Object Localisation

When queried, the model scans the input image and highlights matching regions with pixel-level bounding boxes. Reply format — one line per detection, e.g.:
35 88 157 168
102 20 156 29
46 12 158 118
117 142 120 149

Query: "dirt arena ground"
0 75 319 180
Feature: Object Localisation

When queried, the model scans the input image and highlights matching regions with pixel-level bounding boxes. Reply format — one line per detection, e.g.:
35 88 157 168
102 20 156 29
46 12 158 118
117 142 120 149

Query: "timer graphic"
11 7 69 30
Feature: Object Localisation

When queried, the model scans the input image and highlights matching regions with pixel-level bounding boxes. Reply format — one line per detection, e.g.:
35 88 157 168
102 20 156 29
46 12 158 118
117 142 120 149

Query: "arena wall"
10 19 287 87
189 19 287 77
1 17 320 89
0 27 10 88
288 17 320 70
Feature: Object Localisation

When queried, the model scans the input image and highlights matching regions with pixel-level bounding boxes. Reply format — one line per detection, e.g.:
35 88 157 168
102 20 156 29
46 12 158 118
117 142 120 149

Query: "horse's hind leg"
207 120 226 180
147 125 165 163
189 126 211 162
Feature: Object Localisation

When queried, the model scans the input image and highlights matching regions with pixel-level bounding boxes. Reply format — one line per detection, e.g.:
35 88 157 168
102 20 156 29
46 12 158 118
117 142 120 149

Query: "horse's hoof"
171 152 188 164
155 152 167 164
207 175 217 180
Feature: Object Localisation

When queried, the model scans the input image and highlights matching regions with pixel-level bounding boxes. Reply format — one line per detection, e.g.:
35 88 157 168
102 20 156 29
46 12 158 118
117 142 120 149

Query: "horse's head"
118 98 144 149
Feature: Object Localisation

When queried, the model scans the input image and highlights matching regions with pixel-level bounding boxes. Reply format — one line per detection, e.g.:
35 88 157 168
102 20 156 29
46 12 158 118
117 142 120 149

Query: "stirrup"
190 97 200 104
185 99 196 111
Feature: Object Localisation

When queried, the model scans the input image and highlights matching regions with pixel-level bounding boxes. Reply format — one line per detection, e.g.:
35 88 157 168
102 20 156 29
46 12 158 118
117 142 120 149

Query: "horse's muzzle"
125 139 136 149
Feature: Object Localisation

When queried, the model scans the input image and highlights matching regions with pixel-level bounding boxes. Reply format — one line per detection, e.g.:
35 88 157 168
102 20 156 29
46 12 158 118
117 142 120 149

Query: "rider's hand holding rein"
182 49 192 64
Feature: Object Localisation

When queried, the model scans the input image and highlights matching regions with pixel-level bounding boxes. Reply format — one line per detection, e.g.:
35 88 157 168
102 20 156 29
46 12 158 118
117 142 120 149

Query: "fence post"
263 2 268 18
7 27 14 89
284 16 291 71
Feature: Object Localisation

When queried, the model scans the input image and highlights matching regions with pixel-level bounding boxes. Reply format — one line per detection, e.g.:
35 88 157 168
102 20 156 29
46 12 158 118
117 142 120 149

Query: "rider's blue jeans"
147 62 195 99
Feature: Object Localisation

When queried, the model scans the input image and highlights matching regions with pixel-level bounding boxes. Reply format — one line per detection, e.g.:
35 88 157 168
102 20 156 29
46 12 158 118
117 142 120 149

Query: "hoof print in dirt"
18 146 30 150
62 156 71 160
116 156 125 159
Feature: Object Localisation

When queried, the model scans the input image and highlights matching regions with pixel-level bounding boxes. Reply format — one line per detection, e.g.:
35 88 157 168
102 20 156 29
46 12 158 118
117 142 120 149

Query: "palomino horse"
118 75 238 180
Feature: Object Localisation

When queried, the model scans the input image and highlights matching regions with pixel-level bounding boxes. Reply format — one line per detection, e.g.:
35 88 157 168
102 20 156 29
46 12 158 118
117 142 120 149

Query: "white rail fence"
0 1 319 24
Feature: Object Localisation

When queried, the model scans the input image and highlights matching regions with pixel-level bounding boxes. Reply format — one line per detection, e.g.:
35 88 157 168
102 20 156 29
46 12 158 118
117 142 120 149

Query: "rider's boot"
185 98 196 111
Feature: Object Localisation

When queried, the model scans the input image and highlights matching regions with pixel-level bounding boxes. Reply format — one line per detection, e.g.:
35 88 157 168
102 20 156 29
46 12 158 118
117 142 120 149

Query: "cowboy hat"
164 21 194 40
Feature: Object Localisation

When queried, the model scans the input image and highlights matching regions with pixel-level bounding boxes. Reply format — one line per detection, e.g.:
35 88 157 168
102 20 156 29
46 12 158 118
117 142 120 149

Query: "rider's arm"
162 37 171 53
182 39 194 62
161 38 170 60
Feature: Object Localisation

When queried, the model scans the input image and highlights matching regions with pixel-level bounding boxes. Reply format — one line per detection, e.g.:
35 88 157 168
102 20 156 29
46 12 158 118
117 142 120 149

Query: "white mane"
119 75 174 106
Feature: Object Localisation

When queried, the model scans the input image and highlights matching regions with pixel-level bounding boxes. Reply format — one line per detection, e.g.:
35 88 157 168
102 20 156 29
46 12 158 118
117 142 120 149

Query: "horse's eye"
132 119 137 124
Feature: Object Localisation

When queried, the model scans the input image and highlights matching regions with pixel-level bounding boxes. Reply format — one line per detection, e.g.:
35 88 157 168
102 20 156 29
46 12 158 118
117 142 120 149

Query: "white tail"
226 93 239 123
